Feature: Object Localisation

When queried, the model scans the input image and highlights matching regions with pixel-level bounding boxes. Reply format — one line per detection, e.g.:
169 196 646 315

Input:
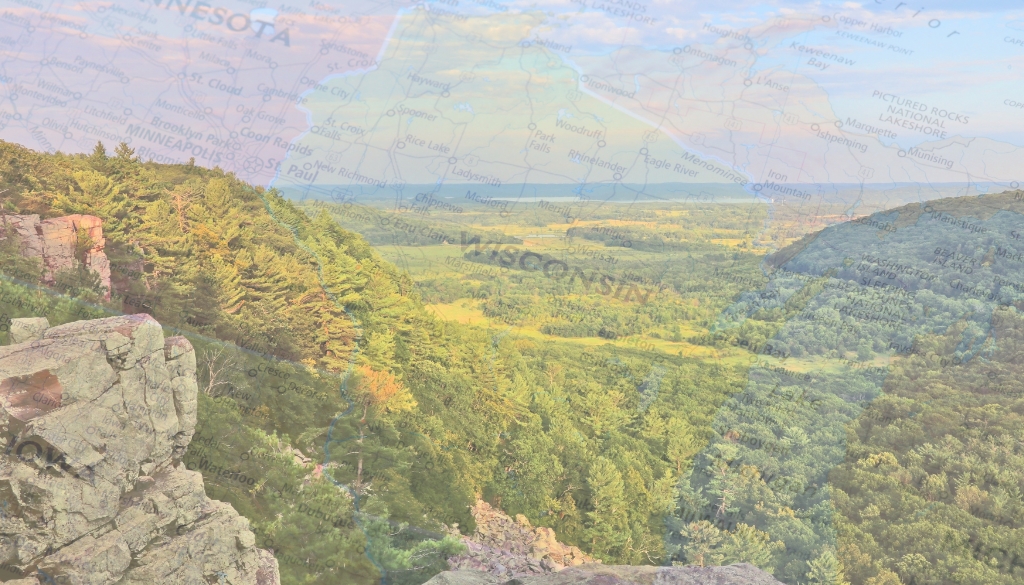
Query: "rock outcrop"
0 314 279 584
441 504 784 584
426 563 785 585
1 214 111 300
447 500 597 577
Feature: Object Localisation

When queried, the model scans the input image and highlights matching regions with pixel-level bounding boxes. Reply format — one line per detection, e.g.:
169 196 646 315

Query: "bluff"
0 214 111 300
0 314 279 584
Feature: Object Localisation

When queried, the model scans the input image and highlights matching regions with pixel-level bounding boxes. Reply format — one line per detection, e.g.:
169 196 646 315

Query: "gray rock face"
0 315 279 585
425 563 785 585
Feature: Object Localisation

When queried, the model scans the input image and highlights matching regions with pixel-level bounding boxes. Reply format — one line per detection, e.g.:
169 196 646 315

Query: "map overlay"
2 0 1024 584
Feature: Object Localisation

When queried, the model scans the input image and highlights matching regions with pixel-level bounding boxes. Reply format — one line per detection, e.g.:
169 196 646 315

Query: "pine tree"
679 521 724 568
114 142 136 161
167 180 201 233
807 548 851 585
718 523 785 572
666 417 699 473
47 169 135 242
196 253 247 318
585 456 629 558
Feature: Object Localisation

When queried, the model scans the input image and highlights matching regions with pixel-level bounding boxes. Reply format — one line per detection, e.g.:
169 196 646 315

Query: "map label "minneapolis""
126 118 229 164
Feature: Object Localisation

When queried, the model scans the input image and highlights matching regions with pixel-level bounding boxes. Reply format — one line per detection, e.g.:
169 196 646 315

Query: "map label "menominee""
679 152 746 184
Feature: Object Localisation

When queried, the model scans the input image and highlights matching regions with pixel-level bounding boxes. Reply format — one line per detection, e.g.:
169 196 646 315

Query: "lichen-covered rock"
8 319 49 345
426 563 785 585
0 315 279 584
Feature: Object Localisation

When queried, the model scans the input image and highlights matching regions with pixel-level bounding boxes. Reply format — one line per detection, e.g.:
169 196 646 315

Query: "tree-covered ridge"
666 189 1024 584
0 140 750 583
834 308 1024 585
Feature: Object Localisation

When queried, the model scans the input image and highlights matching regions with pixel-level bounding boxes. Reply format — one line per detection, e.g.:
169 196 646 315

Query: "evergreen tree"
585 456 629 558
358 509 467 585
53 169 134 242
718 524 785 572
807 548 850 585
678 521 724 568
114 141 136 161
666 417 699 473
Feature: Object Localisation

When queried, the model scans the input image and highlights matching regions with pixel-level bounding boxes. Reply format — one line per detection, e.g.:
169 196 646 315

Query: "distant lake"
488 196 758 203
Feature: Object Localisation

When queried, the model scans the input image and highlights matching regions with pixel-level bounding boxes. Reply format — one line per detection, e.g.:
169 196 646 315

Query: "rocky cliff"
0 314 278 584
0 214 111 300
426 563 785 585
446 500 597 577
440 501 784 585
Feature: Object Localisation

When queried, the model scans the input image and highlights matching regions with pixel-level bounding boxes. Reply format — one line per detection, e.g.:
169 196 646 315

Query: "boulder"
0 315 279 584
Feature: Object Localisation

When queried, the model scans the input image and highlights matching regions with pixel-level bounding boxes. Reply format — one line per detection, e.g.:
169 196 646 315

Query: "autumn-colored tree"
351 364 415 421
347 365 416 494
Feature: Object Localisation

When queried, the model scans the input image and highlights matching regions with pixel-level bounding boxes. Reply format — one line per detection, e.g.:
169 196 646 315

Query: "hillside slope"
0 140 746 584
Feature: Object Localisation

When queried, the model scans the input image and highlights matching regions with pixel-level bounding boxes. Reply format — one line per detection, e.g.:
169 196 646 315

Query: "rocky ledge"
426 563 785 585
446 500 596 577
0 315 279 584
